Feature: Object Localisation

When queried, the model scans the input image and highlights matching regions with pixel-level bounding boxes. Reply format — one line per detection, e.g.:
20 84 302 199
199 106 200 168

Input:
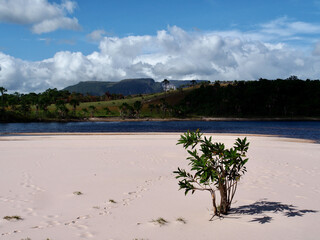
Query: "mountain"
63 81 116 96
108 78 163 95
64 78 163 96
63 78 211 96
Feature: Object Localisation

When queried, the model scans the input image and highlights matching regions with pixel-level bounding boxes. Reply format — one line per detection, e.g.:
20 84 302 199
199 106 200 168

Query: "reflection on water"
0 121 319 142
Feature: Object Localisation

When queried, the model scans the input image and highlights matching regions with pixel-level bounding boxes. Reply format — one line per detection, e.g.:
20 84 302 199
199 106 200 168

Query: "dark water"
0 121 319 143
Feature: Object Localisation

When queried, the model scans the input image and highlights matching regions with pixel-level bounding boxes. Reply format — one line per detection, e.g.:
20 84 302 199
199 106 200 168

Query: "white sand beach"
0 133 319 240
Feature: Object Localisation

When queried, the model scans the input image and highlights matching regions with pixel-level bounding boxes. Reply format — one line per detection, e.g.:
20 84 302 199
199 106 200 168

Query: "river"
0 120 319 142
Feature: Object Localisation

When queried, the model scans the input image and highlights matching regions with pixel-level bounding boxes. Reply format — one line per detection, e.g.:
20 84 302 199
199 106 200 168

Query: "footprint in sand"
64 215 91 226
22 207 37 217
98 210 112 216
1 230 22 236
45 214 59 219
92 176 168 217
73 224 88 230
77 215 91 220
21 171 45 198
291 182 305 188
37 214 63 228
46 220 61 227
79 231 95 238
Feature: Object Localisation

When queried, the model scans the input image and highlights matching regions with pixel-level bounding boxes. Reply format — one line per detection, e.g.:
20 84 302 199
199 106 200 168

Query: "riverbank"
2 116 320 124
0 134 319 239
88 116 320 122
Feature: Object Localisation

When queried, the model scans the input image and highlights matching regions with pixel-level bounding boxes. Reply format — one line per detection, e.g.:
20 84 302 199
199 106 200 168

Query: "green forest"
179 78 320 118
1 77 320 122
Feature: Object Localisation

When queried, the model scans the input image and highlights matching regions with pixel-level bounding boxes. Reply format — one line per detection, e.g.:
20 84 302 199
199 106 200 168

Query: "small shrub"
174 130 249 220
109 199 117 203
73 191 83 195
151 217 168 226
176 217 187 224
4 215 23 221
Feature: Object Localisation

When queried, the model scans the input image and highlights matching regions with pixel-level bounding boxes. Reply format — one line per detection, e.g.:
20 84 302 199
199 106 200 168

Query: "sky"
1 0 320 93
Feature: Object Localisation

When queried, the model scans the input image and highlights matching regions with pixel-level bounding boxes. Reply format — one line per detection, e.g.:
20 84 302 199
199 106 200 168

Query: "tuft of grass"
73 191 83 195
176 217 187 224
151 217 169 226
109 199 117 204
4 215 23 221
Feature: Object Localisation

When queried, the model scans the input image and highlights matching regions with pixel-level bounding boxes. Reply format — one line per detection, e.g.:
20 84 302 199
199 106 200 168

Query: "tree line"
179 78 320 118
0 87 125 122
1 77 320 122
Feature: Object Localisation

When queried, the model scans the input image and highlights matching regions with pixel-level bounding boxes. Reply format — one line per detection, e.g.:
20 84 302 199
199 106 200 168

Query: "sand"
0 133 319 240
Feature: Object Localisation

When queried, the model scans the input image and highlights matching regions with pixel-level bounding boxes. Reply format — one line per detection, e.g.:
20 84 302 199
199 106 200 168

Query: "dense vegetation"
0 85 178 122
179 78 320 118
1 77 320 122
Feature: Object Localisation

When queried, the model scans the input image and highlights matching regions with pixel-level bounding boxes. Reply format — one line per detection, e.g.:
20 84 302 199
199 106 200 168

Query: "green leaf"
174 130 250 215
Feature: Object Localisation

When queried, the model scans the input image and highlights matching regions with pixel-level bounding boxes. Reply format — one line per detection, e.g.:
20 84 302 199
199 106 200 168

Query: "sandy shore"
0 134 319 240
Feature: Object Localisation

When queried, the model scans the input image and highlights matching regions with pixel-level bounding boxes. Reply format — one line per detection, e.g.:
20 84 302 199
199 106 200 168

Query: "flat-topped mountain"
64 78 163 96
64 78 210 96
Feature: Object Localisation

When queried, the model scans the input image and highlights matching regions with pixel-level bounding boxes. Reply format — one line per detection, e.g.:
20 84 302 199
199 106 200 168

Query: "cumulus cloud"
1 25 320 93
0 0 80 34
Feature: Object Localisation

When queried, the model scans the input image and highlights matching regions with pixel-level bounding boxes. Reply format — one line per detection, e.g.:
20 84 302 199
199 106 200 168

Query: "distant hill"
64 78 163 96
108 78 163 96
64 81 116 96
63 78 211 96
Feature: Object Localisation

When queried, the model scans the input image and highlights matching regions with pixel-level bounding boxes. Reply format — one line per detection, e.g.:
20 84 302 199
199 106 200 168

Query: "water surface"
0 121 319 142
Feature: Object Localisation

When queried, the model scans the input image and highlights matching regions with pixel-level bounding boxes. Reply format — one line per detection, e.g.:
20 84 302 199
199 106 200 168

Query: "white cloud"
0 0 80 34
259 17 320 42
31 17 80 34
1 25 320 93
87 30 108 42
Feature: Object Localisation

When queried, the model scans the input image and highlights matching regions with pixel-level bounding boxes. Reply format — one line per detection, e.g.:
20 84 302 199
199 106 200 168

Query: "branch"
186 175 212 192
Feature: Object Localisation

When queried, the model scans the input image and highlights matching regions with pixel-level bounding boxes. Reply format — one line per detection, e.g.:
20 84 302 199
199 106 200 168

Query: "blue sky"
1 0 320 92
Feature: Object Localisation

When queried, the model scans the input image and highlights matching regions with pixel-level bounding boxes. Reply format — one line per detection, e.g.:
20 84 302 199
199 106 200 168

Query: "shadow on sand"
229 198 318 224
